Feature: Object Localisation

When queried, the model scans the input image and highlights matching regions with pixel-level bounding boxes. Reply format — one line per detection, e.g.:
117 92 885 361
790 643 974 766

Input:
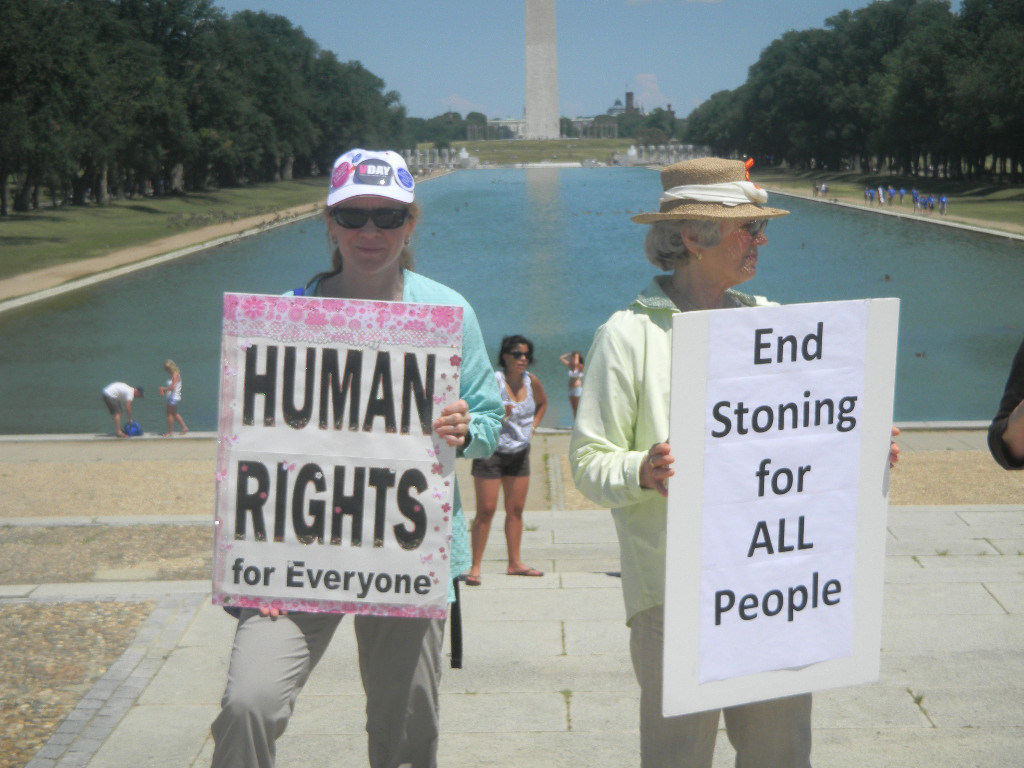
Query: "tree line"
682 0 1024 180
5 0 1021 217
0 0 408 214
0 0 688 218
405 109 685 147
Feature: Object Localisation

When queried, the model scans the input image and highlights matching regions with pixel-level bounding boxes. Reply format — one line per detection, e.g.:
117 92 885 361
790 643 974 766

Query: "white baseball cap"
326 149 415 207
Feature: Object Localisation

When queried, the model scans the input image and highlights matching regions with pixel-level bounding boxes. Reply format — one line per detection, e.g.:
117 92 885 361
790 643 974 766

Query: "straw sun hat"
631 157 789 224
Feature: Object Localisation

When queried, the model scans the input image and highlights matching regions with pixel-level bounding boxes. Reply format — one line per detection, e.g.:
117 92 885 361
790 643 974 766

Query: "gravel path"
0 602 151 768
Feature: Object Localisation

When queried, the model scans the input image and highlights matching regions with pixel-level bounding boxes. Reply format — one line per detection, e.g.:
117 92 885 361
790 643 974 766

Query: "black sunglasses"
740 219 769 236
331 207 409 230
506 351 531 360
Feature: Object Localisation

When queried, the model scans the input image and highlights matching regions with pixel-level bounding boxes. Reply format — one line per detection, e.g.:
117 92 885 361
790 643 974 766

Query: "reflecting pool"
1 167 1022 434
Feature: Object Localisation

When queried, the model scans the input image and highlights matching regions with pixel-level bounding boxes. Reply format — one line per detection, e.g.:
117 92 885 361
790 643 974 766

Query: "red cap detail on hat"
744 157 755 181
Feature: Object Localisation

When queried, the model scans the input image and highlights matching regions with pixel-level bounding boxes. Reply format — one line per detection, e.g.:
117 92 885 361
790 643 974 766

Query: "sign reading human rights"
663 298 899 716
212 292 464 619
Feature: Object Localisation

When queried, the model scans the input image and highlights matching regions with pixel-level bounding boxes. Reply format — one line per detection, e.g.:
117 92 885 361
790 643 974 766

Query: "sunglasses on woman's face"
331 207 409 230
506 351 530 359
739 219 769 237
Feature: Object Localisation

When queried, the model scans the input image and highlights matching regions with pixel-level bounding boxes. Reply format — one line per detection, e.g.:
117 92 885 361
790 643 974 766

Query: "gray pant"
211 610 445 768
630 605 813 768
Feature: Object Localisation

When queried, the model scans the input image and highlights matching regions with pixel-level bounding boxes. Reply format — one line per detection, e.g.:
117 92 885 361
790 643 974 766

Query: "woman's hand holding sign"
641 442 676 497
434 399 472 447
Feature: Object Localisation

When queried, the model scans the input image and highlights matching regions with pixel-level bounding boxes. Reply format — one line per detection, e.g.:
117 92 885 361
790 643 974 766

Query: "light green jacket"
569 275 768 625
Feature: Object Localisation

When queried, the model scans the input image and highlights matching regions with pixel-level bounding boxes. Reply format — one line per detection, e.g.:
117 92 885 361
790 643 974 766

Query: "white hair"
644 219 722 271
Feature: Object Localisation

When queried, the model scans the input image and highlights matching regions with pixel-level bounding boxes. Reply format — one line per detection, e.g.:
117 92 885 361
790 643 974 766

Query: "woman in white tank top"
467 334 548 585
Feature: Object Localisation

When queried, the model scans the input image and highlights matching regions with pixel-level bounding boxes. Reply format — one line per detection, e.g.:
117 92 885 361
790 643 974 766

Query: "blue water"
1 167 1022 434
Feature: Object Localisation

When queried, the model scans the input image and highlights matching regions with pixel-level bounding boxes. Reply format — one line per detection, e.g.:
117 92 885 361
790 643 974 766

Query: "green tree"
113 0 221 190
0 0 37 213
465 111 488 141
678 0 978 176
743 29 838 168
412 112 466 148
643 108 679 141
2 0 115 210
951 0 1024 179
1 0 414 210
615 111 644 139
309 56 406 166
682 88 747 158
226 11 320 181
874 2 959 175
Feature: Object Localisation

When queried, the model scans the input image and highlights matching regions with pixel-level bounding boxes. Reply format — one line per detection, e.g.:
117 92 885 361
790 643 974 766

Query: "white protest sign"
212 292 464 619
663 298 899 716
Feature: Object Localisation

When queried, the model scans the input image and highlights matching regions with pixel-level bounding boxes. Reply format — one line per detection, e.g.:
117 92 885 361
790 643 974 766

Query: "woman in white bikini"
467 334 548 585
560 350 585 418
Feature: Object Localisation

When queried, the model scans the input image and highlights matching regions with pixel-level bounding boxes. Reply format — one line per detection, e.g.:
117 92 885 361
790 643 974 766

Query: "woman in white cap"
570 157 897 767
211 149 504 768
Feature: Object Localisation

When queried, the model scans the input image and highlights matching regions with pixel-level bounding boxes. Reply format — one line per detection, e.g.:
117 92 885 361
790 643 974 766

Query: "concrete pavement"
8 427 1024 768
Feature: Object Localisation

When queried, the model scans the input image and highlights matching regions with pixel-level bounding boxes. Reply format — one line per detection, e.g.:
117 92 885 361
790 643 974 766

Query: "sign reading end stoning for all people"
663 298 899 716
212 292 464 619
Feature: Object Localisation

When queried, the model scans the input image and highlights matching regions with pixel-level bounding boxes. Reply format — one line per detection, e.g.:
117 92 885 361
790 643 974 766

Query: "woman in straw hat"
569 157 897 767
210 148 504 768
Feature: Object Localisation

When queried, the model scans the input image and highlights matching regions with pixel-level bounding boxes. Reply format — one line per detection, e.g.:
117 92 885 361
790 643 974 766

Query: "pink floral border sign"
212 292 464 619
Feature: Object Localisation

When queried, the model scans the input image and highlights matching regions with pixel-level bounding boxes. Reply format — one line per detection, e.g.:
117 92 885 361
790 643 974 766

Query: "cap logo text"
355 161 393 186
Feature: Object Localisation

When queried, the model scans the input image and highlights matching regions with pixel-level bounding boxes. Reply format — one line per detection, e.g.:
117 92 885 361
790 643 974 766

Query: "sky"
214 0 963 121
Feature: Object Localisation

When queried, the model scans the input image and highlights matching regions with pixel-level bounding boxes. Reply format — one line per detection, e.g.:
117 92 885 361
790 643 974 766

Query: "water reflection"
0 168 1022 434
524 167 566 330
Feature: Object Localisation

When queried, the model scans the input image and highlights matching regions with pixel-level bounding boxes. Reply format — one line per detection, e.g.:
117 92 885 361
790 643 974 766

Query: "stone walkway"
2 428 1022 767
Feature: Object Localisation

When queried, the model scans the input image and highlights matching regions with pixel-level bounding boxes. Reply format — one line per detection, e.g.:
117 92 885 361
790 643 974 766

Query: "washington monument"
525 0 559 139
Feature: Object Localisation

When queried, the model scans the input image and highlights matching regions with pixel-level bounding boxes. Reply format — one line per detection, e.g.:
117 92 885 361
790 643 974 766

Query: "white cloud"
634 73 671 111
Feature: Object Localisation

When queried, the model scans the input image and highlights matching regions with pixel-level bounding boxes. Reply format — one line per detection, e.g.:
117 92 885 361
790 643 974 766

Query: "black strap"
449 578 463 669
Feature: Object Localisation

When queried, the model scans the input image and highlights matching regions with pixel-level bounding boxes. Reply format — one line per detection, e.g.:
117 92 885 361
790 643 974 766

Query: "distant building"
608 91 642 117
481 86 666 141
570 117 618 139
475 118 526 140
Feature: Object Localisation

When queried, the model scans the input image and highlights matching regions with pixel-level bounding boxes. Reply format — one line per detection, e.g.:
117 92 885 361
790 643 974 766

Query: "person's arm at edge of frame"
447 301 503 459
531 371 548 430
570 318 663 508
989 338 1024 470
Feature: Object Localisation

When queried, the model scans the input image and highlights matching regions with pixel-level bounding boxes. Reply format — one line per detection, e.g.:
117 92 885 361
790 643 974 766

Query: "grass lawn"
0 178 324 281
755 168 1024 234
